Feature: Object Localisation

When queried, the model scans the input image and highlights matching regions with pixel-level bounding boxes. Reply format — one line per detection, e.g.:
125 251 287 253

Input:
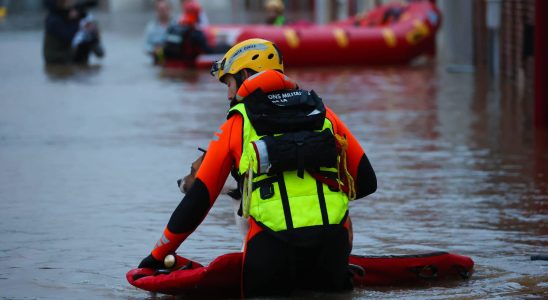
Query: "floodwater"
1 12 547 300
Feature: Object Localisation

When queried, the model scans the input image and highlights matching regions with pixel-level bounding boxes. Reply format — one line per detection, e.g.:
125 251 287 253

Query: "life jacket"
163 23 206 63
228 70 350 232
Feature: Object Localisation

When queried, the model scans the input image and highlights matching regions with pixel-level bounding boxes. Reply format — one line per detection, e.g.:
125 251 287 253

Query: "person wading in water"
138 38 377 297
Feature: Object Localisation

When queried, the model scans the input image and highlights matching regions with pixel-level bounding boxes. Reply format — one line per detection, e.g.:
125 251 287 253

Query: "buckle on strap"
251 175 278 192
260 184 274 200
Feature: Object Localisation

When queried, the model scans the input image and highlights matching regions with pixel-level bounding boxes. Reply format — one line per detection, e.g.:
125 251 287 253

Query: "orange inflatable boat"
165 1 442 68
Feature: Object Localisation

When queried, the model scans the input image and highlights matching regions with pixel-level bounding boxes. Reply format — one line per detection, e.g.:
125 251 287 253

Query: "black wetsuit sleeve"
149 117 239 260
355 154 377 199
166 179 210 233
326 107 376 200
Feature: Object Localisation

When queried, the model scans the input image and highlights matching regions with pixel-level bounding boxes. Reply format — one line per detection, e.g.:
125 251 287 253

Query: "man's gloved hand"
138 253 164 269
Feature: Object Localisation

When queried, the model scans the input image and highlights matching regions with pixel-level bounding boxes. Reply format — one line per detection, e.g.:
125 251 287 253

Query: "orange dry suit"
142 70 377 267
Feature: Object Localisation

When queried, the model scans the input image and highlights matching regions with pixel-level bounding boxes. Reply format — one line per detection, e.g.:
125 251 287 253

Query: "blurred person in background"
144 0 176 64
0 0 9 20
179 0 208 28
43 0 104 64
264 0 286 26
162 0 209 66
353 1 407 27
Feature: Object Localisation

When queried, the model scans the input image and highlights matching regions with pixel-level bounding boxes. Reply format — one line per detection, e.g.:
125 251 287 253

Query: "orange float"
127 251 473 296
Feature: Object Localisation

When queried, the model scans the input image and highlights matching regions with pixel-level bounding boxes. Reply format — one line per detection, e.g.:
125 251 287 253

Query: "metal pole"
486 0 502 77
337 0 349 21
443 0 475 72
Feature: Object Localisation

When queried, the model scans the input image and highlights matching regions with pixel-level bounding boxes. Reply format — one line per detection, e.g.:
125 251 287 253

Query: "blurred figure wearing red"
162 0 210 67
179 0 208 28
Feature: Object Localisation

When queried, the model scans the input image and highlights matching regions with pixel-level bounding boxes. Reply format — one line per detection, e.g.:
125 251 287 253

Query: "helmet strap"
228 72 244 107
229 97 238 107
233 71 244 89
234 69 257 88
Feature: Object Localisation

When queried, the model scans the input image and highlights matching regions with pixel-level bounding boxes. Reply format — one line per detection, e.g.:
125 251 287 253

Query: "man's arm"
326 107 377 199
139 115 243 268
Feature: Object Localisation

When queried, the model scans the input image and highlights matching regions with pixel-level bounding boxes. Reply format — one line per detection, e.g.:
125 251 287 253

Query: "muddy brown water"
0 11 546 300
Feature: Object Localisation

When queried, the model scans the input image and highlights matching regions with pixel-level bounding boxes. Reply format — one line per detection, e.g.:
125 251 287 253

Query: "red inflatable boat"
165 1 441 69
127 251 473 296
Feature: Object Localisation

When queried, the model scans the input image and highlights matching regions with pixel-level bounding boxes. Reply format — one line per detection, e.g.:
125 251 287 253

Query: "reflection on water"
44 64 103 81
0 15 547 300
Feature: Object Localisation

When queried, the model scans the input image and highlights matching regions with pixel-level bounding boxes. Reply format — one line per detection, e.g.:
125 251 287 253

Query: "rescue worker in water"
138 38 377 297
